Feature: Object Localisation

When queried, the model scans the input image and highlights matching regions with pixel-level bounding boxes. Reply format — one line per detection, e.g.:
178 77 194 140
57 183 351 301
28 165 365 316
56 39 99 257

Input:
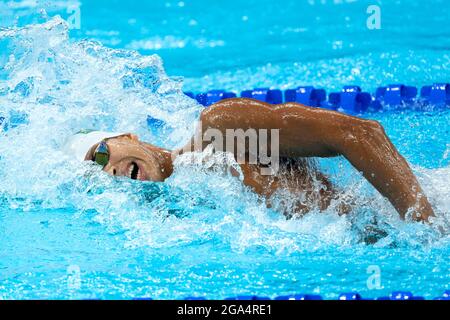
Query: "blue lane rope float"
327 85 376 113
376 84 417 108
225 296 271 301
285 86 326 108
241 88 283 105
196 90 237 107
375 291 425 300
421 83 450 106
275 294 323 301
338 292 363 301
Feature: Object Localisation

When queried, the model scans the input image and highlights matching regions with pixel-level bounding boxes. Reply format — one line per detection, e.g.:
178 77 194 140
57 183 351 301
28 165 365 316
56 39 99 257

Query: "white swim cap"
63 130 125 162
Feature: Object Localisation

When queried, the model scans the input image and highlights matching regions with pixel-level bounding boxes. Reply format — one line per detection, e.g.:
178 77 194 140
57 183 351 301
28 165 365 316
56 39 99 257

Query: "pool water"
0 0 449 300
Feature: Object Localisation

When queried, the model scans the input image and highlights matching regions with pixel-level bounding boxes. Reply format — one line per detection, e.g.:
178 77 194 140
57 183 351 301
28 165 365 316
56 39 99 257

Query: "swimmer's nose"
105 166 118 176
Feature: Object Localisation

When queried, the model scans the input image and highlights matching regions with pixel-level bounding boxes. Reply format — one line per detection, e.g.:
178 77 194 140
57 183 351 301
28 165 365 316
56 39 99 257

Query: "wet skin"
85 98 435 222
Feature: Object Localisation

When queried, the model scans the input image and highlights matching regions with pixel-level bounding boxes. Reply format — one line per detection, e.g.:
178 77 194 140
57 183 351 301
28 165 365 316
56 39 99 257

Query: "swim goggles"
93 141 110 167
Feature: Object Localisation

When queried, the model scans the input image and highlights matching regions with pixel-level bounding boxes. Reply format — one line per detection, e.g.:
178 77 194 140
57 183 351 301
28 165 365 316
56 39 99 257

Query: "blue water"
0 0 449 300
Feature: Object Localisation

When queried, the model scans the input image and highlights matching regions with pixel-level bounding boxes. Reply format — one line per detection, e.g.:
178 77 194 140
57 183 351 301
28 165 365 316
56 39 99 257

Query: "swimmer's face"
84 134 166 182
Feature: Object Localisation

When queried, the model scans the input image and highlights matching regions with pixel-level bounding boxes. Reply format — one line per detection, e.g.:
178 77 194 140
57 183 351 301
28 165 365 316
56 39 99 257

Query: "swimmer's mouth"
129 162 140 180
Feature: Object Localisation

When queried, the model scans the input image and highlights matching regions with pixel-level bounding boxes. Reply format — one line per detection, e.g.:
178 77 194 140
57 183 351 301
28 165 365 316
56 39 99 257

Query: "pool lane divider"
125 290 450 300
146 83 450 132
184 83 450 114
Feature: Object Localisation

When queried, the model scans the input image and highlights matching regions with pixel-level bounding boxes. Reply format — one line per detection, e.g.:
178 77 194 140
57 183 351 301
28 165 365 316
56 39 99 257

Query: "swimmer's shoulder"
201 97 313 117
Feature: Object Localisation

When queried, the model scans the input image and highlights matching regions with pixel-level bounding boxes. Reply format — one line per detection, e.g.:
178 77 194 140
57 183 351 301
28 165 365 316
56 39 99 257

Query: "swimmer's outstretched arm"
196 98 435 222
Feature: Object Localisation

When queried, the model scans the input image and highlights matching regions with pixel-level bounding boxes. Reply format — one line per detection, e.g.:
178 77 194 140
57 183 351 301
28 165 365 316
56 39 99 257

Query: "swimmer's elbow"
365 119 385 134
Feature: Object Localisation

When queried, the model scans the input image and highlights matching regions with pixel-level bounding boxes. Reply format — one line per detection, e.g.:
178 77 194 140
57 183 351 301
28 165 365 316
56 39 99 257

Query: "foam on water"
0 16 449 299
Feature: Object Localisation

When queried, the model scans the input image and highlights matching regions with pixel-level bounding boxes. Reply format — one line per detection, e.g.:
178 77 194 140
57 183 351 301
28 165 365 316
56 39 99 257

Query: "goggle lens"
94 141 109 167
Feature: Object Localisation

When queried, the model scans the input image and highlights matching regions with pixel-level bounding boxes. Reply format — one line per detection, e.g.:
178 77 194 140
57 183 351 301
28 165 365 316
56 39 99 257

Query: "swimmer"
73 98 435 222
